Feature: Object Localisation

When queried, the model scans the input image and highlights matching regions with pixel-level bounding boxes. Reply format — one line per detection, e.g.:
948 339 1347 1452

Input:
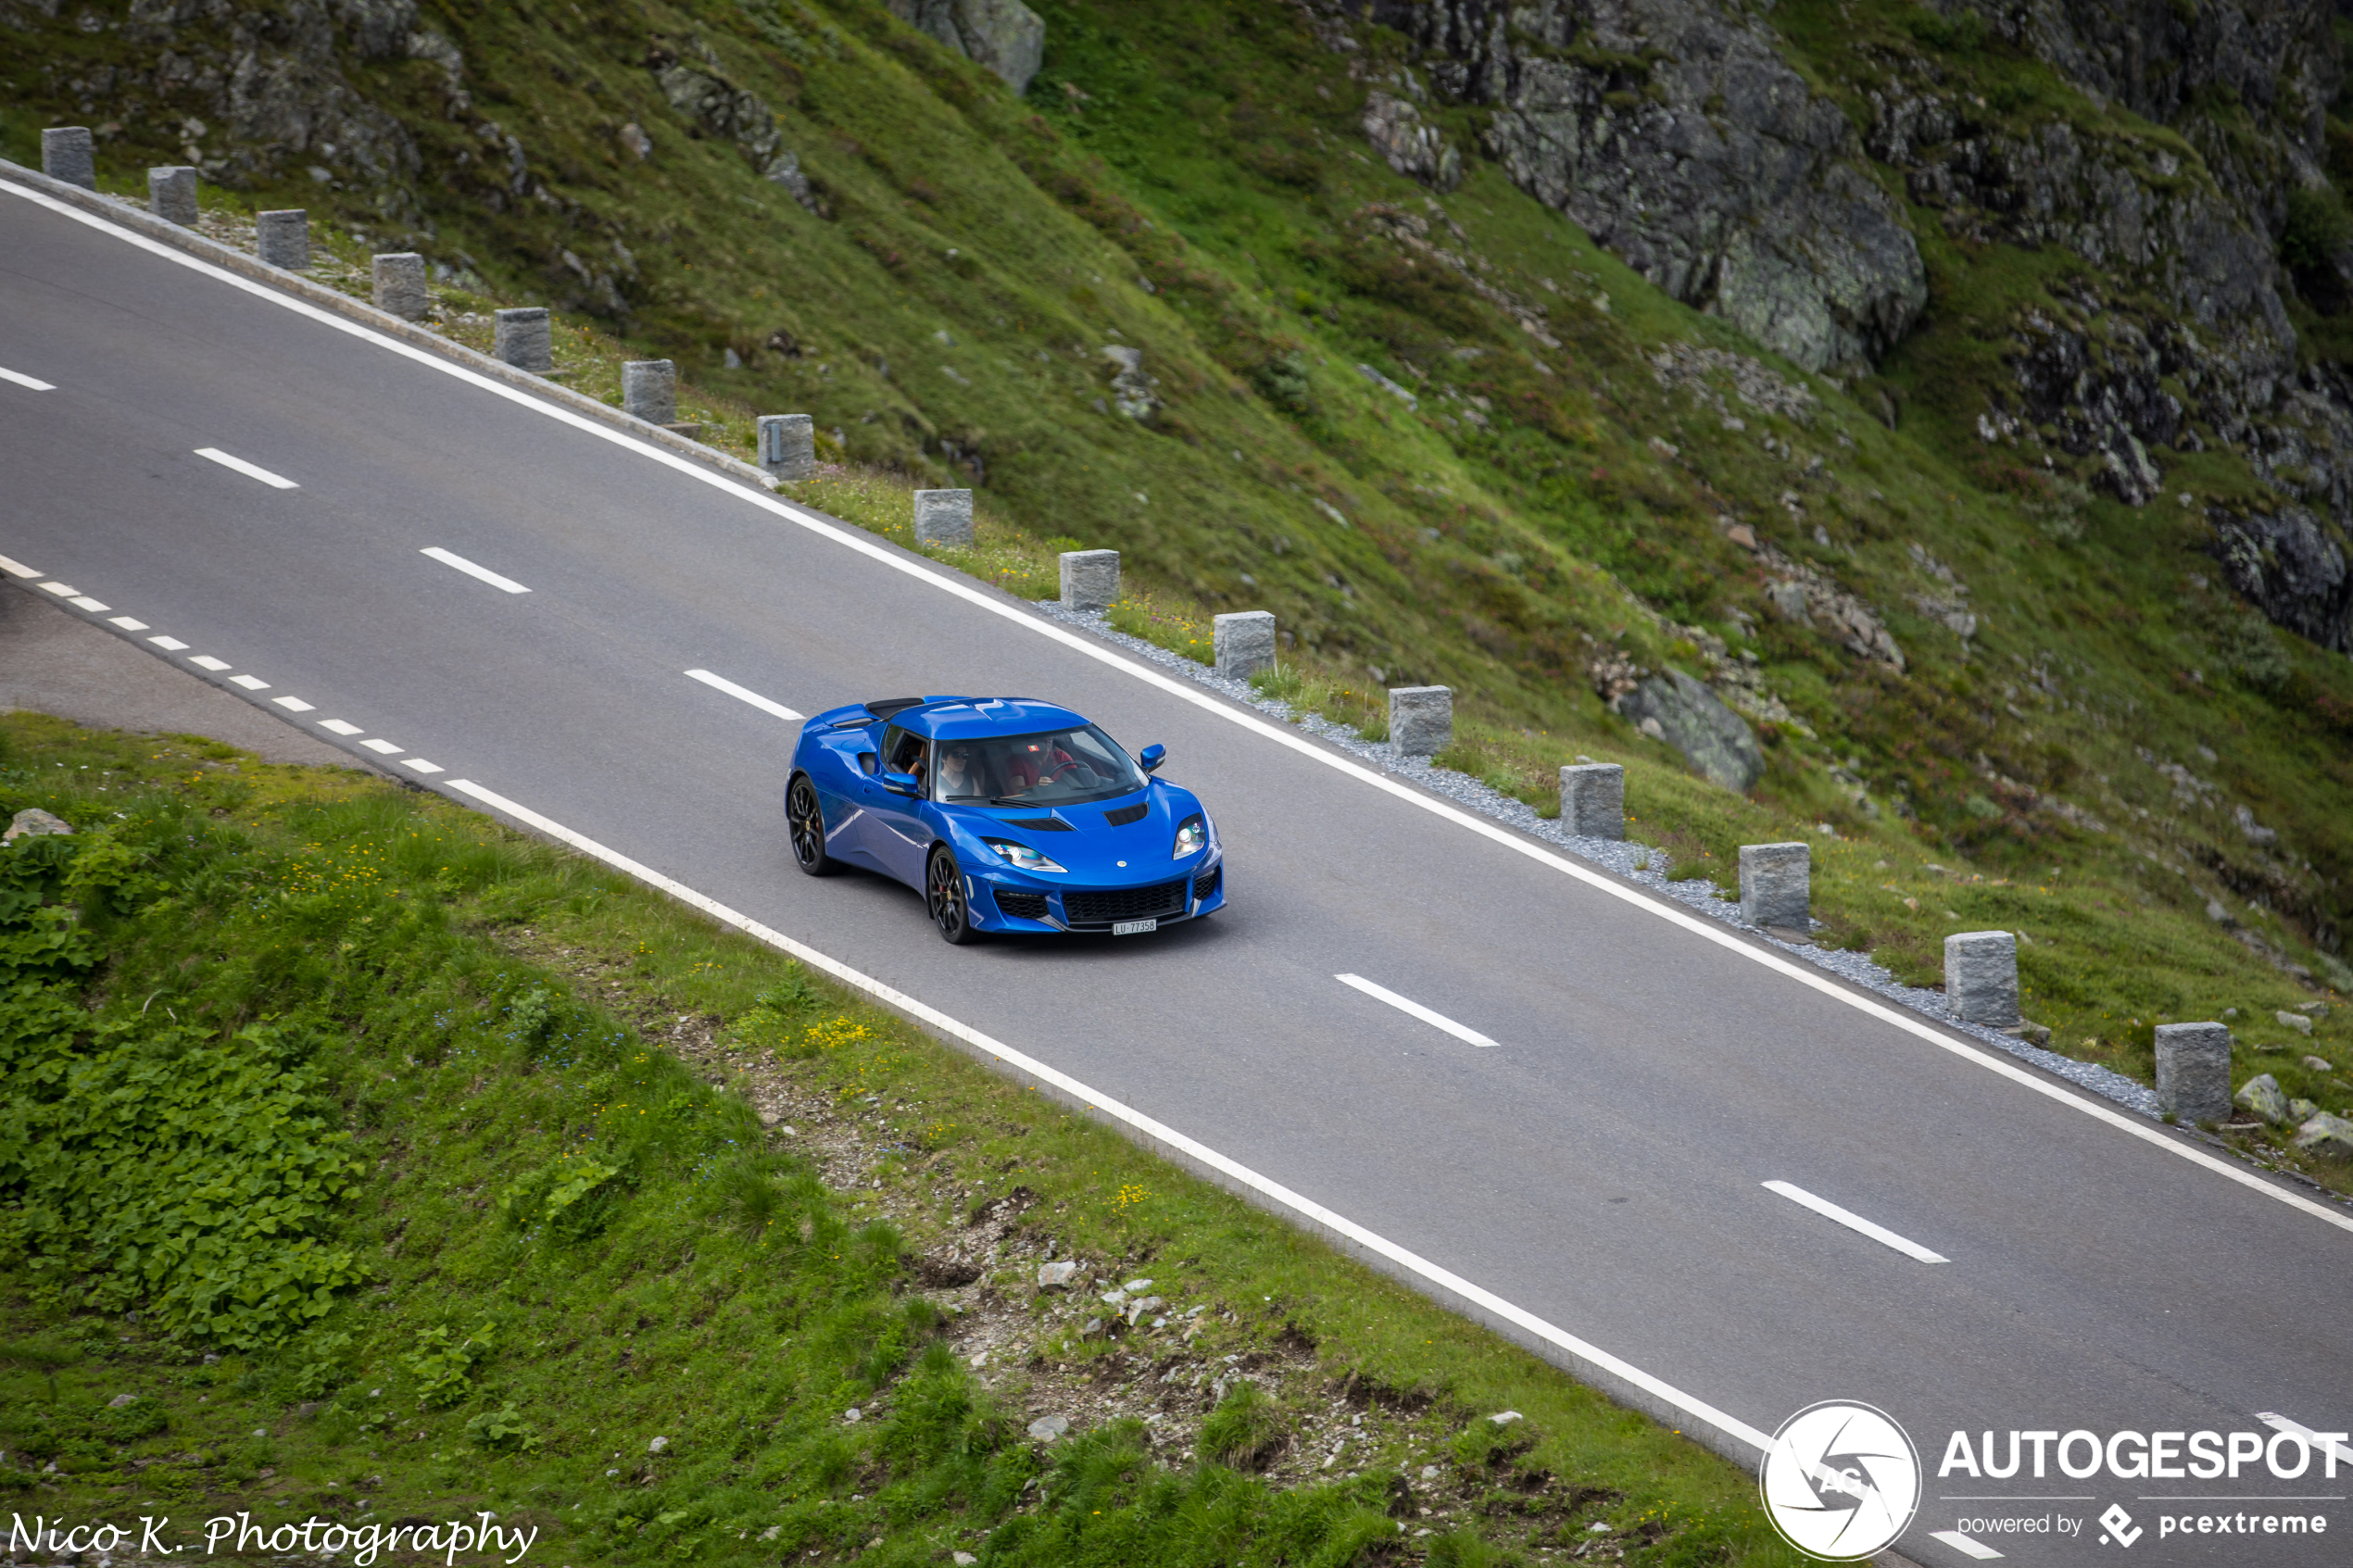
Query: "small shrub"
401 1323 494 1410
464 1401 540 1453
1201 1381 1285 1470
2282 185 2353 272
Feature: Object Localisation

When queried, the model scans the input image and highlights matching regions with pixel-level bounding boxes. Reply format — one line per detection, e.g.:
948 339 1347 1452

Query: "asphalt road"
6 177 2349 1566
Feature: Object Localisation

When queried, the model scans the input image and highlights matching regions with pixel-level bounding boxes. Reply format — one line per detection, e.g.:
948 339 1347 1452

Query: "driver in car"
1006 734 1075 792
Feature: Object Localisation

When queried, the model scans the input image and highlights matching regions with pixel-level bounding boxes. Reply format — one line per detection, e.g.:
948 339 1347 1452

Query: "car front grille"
994 889 1051 921
1192 865 1221 903
1063 879 1188 926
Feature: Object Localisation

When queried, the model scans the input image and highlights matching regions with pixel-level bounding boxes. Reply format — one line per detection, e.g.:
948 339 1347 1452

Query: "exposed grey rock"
2304 1053 2335 1073
759 414 816 481
148 165 199 224
2154 1021 2233 1123
2294 1110 2353 1159
1101 345 1159 420
41 126 95 189
1559 762 1625 840
1356 0 1926 370
647 1435 668 1453
1362 90 1460 191
1026 1414 1070 1441
2208 502 2352 653
623 359 676 425
255 208 309 270
914 489 975 547
2277 1009 2316 1035
1944 931 2020 1028
1738 842 1809 933
890 0 1047 94
1617 671 1763 791
493 307 551 374
1059 550 1120 611
1123 1294 1164 1324
107 1393 138 1409
2235 1073 2293 1124
2287 1096 2321 1123
371 251 428 320
1488 1410 1524 1426
6 809 74 844
1214 612 1277 681
1036 1260 1078 1289
1389 685 1453 757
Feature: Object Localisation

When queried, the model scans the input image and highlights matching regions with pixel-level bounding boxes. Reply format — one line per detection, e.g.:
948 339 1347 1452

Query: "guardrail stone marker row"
623 358 676 425
1213 612 1276 680
1389 686 1453 757
147 165 198 225
494 307 551 373
1945 931 2020 1027
759 414 815 481
256 209 309 270
2155 1022 2233 1123
1559 763 1625 840
1739 843 1809 934
913 489 974 547
1061 549 1120 611
42 126 94 189
372 253 429 321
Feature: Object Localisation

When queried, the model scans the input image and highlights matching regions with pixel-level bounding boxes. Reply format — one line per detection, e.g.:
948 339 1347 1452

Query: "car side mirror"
881 770 920 796
1139 744 1165 773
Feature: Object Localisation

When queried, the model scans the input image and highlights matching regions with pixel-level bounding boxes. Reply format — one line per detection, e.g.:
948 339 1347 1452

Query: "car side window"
883 726 928 780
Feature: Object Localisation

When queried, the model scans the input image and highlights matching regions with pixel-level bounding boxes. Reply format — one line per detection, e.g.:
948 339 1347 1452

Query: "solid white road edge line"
193 445 298 488
1926 1530 2004 1561
1334 973 1499 1047
441 774 1775 1459
1762 1180 1948 1264
686 667 805 721
17 176 2347 1243
422 546 531 595
0 367 56 390
2254 1412 2353 1471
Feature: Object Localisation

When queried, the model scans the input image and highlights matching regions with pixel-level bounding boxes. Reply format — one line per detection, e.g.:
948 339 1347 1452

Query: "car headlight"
1173 815 1206 859
986 840 1065 873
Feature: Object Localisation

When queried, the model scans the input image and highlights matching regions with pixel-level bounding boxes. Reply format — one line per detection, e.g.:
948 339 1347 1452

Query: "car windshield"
932 725 1143 807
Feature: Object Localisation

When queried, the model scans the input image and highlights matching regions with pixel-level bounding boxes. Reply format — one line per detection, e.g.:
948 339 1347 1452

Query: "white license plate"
1112 918 1158 936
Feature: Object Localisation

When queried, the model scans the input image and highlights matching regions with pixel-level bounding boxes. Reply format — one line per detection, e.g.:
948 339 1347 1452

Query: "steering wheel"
1043 760 1083 784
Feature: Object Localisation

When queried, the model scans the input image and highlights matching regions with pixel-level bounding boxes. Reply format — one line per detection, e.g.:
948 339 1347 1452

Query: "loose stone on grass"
2235 1073 2292 1125
2294 1111 2353 1160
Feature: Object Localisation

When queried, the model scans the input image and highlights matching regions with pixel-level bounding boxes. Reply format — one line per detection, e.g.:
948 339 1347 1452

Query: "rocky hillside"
8 0 2353 1054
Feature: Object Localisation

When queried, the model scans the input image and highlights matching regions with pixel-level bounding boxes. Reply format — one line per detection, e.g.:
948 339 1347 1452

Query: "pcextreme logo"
1758 1400 1922 1562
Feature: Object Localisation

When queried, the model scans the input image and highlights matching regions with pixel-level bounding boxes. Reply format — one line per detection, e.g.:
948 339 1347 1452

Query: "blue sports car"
786 696 1225 944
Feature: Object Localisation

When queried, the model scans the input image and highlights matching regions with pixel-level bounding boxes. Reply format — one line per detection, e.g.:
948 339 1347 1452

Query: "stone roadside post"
1944 930 2020 1028
912 489 974 547
1559 762 1625 840
623 359 677 425
42 127 94 189
1214 612 1277 681
1740 843 1810 934
1389 686 1453 757
759 414 816 481
147 166 198 226
255 209 309 270
372 253 429 321
493 307 552 373
1060 549 1120 611
2155 1022 2233 1124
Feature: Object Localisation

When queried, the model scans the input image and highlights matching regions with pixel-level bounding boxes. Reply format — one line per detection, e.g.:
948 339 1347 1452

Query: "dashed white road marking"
422 546 529 595
1763 1180 1948 1263
194 446 298 488
360 738 403 754
319 720 362 736
69 595 108 612
109 616 148 631
1334 973 1500 1047
39 581 78 596
0 367 55 390
400 758 445 774
1927 1530 2003 1561
148 635 188 651
189 655 231 671
686 668 804 721
272 696 315 712
230 674 270 690
0 555 40 577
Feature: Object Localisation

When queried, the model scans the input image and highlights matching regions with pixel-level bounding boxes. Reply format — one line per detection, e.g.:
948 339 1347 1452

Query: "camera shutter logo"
1758 1400 1922 1561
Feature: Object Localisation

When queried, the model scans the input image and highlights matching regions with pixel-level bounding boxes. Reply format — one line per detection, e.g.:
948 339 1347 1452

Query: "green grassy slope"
6 0 2353 1158
0 714 1788 1566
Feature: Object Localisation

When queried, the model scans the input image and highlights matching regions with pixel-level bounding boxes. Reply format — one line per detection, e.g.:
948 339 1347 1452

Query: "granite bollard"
759 414 816 480
1559 762 1625 840
1214 612 1277 681
1060 549 1120 611
912 489 974 547
372 253 429 320
1389 686 1453 757
42 127 94 189
623 359 676 425
2155 1022 2233 1124
256 209 309 270
147 166 198 225
1944 930 2020 1028
1739 843 1810 934
493 307 552 373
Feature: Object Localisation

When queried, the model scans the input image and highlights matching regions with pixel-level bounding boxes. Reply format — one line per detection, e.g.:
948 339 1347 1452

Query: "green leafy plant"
464 1400 540 1453
401 1323 494 1410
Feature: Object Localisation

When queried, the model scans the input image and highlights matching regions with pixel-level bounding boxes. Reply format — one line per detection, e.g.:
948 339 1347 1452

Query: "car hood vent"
1102 803 1150 827
1003 817 1073 831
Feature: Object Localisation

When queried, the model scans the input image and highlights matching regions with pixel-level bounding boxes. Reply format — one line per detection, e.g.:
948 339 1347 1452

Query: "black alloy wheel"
787 773 835 875
927 846 977 945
